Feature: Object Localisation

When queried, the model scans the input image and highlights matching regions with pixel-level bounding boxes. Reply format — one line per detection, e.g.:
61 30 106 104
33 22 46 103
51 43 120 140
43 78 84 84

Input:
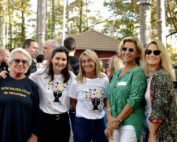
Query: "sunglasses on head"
13 59 28 65
145 49 161 56
122 47 134 52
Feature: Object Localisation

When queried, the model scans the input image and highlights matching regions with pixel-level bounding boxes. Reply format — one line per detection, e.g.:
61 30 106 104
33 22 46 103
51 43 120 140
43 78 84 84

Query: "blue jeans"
74 117 108 142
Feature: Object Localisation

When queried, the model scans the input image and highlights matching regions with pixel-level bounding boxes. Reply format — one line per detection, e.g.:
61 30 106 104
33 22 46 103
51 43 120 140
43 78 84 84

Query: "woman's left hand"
27 134 38 142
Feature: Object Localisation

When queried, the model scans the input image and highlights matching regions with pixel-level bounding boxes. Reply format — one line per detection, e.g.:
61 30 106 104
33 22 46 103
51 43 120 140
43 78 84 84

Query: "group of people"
0 36 176 142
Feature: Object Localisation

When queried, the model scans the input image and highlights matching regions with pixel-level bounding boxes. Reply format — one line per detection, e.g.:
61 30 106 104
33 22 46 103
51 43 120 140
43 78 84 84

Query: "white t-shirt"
30 69 76 114
69 73 109 120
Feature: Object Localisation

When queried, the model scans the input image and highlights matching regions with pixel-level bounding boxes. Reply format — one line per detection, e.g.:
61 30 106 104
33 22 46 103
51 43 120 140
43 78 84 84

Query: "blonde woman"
106 54 124 80
143 40 177 142
69 49 109 142
105 37 147 142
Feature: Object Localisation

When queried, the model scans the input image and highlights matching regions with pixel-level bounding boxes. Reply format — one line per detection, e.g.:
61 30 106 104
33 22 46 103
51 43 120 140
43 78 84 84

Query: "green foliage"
166 43 177 65
103 0 139 39
0 0 33 49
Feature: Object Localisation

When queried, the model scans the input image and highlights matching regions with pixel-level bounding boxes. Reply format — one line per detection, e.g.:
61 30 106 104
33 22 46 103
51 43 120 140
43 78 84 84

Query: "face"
51 52 67 74
145 43 161 68
81 55 96 76
43 43 53 59
10 52 29 75
0 50 10 63
121 41 138 64
26 42 38 58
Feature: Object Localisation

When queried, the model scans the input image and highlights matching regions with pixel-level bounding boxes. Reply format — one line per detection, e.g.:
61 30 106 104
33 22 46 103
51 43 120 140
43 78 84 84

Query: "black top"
0 76 40 142
0 63 8 72
25 60 37 76
69 56 79 75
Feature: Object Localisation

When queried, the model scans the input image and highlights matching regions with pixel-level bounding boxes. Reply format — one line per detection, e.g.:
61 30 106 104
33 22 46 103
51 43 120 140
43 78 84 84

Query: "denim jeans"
74 117 109 142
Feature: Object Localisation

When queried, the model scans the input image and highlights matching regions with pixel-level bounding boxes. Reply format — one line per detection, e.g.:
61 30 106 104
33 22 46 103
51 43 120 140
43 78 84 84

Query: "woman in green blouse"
143 40 177 142
105 37 147 142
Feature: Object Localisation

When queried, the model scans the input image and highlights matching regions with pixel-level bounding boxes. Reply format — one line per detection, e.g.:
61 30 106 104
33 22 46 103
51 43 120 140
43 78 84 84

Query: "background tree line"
0 0 177 63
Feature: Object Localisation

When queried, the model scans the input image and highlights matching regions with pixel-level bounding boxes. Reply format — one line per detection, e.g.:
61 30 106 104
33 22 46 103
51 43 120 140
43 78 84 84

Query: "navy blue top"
0 75 40 142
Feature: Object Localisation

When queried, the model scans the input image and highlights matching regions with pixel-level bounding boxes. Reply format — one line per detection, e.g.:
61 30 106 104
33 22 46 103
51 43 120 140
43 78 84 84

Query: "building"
70 30 120 67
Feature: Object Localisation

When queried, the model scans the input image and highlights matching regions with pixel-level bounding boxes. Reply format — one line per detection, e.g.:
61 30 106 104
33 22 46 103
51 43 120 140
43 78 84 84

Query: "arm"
70 98 77 111
148 122 160 142
148 71 172 141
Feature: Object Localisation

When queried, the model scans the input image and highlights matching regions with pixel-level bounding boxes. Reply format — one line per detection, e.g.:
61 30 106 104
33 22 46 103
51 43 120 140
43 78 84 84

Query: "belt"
40 111 68 121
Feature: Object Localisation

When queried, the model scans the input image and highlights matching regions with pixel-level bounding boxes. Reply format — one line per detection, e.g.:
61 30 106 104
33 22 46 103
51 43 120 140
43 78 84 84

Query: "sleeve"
127 68 147 108
31 82 40 136
103 76 109 98
149 73 172 123
68 78 78 99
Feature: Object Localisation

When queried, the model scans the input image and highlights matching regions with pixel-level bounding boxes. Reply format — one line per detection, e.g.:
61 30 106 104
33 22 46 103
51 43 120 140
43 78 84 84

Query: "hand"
27 134 38 142
108 120 120 130
0 70 8 79
104 127 114 140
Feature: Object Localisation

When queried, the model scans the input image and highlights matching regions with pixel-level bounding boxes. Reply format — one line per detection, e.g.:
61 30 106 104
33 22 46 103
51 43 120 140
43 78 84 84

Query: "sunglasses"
122 47 134 52
145 49 161 56
13 59 28 65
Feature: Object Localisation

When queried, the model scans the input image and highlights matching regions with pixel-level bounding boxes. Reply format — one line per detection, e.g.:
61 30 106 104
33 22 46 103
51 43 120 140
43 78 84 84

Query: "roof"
70 31 119 51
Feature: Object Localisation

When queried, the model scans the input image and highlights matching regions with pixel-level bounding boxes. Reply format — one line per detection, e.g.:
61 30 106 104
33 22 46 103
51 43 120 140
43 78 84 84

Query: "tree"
37 0 47 52
139 0 151 46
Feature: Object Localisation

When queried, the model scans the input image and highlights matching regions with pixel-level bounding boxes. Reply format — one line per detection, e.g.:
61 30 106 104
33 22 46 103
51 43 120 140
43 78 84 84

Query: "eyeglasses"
13 59 28 65
122 47 135 52
145 49 161 56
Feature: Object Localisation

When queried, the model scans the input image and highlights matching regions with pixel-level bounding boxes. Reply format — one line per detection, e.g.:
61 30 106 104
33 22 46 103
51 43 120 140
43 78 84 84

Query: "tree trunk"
21 0 25 43
0 4 3 47
139 0 151 47
51 0 56 38
157 0 166 45
37 0 47 52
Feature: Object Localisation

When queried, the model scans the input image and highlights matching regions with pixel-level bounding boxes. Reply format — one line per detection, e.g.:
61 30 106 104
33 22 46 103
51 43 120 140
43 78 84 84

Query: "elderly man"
43 39 60 60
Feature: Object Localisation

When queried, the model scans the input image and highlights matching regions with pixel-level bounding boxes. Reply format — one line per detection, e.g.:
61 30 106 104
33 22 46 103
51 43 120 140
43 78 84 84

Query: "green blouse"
108 66 147 141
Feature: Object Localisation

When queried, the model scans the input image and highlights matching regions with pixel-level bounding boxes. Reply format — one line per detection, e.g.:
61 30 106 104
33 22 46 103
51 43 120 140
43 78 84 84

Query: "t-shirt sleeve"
127 68 147 108
68 79 77 99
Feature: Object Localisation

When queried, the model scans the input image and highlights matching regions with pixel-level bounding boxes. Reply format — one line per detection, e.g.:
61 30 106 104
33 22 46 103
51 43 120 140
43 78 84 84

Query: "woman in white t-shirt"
69 49 109 142
30 47 75 142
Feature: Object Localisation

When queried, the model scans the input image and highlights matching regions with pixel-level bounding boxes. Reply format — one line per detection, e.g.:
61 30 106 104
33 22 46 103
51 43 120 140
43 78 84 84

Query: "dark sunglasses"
145 49 161 56
13 59 28 65
122 47 134 52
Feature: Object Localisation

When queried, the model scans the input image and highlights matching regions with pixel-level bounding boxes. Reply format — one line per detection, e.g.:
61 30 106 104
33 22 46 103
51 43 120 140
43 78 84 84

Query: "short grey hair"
8 48 32 66
45 39 61 49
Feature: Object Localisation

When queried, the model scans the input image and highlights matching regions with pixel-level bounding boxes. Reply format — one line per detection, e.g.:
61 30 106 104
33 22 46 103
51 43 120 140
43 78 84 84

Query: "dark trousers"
38 110 70 142
74 117 108 142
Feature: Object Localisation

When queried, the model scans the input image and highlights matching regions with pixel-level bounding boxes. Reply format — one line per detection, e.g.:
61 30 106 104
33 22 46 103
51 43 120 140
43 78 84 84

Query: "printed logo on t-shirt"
82 88 104 111
0 86 31 97
45 81 68 103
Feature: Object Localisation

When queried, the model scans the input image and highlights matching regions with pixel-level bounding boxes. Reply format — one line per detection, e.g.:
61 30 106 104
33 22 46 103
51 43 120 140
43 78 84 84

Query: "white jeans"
111 125 137 142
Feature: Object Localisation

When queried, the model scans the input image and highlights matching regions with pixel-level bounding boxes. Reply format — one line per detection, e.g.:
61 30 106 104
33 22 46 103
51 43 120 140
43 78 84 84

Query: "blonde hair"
118 36 143 65
108 54 123 79
77 49 103 83
143 40 176 80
